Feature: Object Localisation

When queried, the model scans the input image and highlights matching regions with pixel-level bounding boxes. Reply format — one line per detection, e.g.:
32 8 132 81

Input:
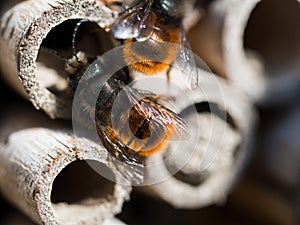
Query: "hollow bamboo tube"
188 0 265 101
189 0 300 104
143 70 256 209
0 0 117 119
0 128 131 225
0 0 215 121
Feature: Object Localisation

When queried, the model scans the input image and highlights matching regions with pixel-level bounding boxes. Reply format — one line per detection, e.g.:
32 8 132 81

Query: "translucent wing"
97 124 145 184
174 28 199 90
122 85 190 141
111 0 155 40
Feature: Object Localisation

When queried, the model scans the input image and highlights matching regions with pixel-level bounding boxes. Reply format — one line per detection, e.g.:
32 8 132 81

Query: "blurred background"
0 0 300 224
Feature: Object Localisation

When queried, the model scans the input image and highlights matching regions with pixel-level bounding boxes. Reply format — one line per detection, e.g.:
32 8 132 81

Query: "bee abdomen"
123 27 179 75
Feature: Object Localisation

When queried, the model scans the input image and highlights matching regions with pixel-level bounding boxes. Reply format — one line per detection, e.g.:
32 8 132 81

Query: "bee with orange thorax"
74 65 189 183
110 0 199 89
41 17 190 183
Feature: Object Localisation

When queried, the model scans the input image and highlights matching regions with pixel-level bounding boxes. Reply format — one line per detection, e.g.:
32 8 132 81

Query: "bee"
110 0 199 89
74 64 189 184
44 19 190 183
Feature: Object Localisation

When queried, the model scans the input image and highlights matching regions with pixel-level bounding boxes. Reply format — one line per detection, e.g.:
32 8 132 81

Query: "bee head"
156 0 184 20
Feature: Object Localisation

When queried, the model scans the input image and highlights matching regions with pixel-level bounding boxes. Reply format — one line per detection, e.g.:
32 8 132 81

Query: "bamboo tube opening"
37 19 114 99
51 160 115 205
244 0 300 79
0 0 117 119
0 128 131 224
143 72 255 208
164 101 240 187
220 0 300 102
192 102 237 129
51 160 117 224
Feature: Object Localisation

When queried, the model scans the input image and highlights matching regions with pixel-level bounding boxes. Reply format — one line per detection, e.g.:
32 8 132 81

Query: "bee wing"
98 125 145 184
111 0 155 40
123 85 190 141
174 28 199 90
139 98 191 141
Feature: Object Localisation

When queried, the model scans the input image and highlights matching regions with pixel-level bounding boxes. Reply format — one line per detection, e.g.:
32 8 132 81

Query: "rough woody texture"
0 0 117 119
0 0 264 219
0 128 131 225
0 0 206 120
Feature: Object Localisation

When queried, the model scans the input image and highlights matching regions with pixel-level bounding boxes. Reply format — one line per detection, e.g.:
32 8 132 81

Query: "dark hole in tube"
37 19 113 94
51 160 115 205
167 102 238 186
244 0 300 78
180 102 237 130
41 19 113 57
172 170 209 187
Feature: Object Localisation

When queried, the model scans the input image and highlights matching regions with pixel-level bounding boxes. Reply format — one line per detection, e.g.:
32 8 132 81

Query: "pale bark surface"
0 0 116 119
0 128 131 225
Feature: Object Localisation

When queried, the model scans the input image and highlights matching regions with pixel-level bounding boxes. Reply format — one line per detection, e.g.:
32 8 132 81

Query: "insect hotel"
0 0 299 224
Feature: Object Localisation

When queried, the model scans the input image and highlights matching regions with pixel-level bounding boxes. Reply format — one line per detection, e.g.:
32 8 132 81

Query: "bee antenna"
40 46 68 63
72 19 90 59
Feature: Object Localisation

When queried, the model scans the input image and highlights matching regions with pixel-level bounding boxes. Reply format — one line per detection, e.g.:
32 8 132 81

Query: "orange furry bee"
75 66 189 183
110 0 199 89
41 18 190 183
